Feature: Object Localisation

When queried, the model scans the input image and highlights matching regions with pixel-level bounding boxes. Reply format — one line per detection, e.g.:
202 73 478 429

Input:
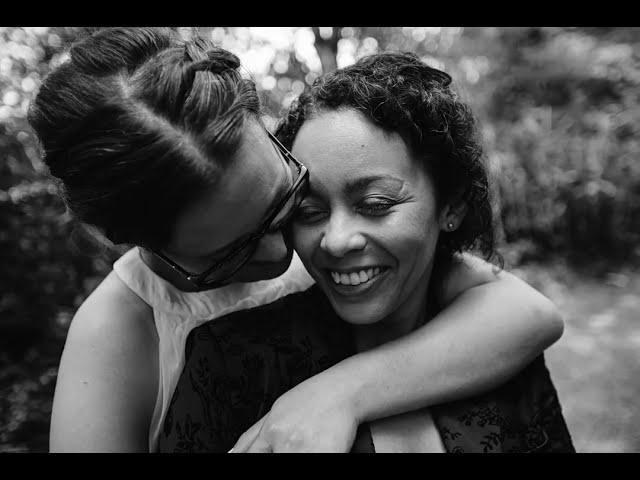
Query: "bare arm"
340 253 562 419
49 272 158 452
232 253 563 452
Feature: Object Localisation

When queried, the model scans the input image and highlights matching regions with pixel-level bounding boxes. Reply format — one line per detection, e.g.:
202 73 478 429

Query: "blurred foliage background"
1 26 639 452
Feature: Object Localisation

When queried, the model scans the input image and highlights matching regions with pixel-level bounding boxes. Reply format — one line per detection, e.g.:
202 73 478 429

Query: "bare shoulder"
66 270 158 362
439 252 506 303
439 253 562 333
50 270 158 452
78 268 154 323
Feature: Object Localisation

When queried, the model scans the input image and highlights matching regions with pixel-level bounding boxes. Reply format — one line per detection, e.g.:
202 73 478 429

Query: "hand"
230 373 360 453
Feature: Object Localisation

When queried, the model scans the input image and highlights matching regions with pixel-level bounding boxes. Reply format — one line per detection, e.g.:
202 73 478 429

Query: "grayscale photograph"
0 26 638 453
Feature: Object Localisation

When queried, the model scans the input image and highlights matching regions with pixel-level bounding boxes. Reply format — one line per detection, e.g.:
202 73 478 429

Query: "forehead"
291 109 420 186
167 119 285 256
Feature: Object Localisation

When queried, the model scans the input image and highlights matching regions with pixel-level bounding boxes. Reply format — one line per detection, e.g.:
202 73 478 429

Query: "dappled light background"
1 26 639 452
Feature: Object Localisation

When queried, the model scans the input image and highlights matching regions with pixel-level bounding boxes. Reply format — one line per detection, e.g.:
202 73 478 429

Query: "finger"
230 415 267 453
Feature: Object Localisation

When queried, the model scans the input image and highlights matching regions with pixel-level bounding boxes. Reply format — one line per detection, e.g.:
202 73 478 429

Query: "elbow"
536 297 565 349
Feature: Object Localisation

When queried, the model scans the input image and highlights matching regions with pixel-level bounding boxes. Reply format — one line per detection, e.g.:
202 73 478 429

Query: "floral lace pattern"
157 285 574 453
157 287 352 452
431 356 575 452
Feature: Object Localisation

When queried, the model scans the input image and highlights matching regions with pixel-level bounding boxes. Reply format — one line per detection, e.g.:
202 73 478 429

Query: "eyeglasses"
147 129 309 289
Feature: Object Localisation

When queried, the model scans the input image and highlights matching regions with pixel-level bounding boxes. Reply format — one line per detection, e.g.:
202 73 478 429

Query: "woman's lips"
329 267 383 286
322 266 390 298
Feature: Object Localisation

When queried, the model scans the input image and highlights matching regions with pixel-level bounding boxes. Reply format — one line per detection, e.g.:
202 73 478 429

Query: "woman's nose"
251 229 289 263
320 218 366 258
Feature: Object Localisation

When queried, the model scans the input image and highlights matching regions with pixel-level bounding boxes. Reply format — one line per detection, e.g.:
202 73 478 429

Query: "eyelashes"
293 206 326 223
294 196 401 224
357 199 397 216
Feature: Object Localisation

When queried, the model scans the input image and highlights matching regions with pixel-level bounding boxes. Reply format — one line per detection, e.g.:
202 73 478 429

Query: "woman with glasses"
29 28 565 452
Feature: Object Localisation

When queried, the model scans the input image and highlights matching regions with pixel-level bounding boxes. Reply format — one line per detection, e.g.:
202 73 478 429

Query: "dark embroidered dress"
157 285 574 453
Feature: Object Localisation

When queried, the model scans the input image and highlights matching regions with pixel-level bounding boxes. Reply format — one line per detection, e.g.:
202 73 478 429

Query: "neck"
352 261 436 353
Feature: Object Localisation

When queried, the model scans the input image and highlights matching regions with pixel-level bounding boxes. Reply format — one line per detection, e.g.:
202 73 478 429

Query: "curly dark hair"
276 51 497 266
28 27 261 250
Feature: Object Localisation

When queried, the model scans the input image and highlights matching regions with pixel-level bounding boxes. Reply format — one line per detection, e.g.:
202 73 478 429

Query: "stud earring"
447 222 454 231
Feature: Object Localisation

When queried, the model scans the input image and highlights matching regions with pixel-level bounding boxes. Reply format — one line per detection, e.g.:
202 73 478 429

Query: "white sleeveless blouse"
112 247 315 452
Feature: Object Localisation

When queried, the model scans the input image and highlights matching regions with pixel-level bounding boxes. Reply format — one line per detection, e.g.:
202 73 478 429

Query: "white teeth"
329 268 385 285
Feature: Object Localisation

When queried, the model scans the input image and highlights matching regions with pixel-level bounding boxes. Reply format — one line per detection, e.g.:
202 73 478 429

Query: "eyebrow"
344 175 407 195
197 143 292 259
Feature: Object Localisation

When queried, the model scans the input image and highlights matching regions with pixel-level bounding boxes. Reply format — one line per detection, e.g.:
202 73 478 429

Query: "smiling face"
291 109 451 332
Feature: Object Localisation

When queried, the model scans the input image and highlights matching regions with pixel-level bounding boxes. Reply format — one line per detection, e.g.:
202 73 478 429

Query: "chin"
329 298 387 326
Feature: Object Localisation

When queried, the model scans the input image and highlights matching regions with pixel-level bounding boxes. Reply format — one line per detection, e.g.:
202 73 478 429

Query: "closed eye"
293 205 327 224
357 198 398 216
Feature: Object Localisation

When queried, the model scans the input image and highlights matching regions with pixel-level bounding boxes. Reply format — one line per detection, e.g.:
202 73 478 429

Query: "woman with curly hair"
225 52 575 452
28 28 568 452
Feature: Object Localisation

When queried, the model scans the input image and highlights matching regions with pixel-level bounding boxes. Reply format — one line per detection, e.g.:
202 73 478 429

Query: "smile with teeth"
329 267 384 286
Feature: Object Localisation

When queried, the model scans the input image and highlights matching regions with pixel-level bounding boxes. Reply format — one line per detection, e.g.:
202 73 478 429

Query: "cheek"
387 208 441 269
291 224 320 266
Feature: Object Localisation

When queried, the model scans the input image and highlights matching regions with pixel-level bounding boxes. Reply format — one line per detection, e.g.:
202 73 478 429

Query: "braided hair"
28 27 260 249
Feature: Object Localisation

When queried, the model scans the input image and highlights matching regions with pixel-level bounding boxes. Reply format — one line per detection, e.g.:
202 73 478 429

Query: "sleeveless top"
112 247 315 452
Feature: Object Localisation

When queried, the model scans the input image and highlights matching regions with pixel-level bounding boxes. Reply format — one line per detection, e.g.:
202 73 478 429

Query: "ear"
439 194 469 233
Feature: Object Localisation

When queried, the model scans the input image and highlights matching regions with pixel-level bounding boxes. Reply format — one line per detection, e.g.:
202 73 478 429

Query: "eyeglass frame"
144 129 309 289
